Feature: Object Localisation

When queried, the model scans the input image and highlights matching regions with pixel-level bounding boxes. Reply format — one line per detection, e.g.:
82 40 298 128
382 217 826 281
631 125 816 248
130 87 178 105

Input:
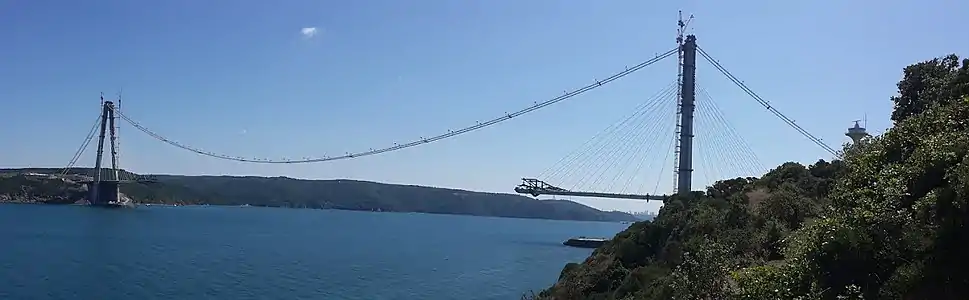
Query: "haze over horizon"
3 0 967 213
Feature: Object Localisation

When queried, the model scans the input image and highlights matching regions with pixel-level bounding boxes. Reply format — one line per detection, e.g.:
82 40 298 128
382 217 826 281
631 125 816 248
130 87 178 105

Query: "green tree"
890 54 969 123
762 56 969 298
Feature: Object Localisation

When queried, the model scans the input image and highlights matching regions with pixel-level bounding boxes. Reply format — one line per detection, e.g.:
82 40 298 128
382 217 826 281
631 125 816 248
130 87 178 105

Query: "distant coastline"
0 168 638 222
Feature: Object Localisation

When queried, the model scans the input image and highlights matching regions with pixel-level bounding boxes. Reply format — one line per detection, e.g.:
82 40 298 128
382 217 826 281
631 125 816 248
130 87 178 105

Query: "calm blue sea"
0 204 627 300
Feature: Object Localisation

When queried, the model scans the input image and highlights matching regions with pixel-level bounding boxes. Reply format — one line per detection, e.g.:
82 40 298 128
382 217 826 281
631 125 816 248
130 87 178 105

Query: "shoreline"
0 201 636 224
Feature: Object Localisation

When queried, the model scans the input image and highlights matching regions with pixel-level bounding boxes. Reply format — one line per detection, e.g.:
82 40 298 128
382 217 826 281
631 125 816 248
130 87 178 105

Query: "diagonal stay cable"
61 114 103 176
120 48 679 164
601 87 678 192
557 83 677 190
696 84 765 176
583 87 675 192
538 80 678 181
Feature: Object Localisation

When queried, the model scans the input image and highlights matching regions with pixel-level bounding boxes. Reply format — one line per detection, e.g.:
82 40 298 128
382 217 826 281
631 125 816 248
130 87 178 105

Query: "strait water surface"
0 204 627 300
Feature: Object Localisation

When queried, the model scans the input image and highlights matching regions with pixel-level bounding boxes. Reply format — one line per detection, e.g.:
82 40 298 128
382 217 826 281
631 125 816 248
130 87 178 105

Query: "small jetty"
563 237 608 248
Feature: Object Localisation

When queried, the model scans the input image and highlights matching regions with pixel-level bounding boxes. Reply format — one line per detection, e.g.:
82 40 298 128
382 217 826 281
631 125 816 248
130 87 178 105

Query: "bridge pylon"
88 98 130 207
675 35 697 195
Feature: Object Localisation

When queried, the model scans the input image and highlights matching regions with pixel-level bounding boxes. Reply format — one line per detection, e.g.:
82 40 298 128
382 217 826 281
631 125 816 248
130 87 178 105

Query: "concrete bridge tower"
88 98 127 207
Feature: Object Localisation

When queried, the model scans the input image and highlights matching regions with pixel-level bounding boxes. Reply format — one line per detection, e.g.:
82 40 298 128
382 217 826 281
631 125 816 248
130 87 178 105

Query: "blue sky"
2 0 967 213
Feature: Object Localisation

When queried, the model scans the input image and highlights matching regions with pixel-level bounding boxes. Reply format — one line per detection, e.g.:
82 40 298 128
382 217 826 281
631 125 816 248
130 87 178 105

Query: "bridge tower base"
87 180 121 206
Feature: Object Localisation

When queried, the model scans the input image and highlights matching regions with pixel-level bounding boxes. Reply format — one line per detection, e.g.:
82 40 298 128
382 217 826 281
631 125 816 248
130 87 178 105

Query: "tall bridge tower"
515 17 700 201
88 99 125 207
675 35 698 195
672 11 697 196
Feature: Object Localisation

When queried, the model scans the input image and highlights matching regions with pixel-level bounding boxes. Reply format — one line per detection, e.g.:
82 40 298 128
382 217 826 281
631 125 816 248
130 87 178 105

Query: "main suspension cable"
696 46 840 157
119 48 679 164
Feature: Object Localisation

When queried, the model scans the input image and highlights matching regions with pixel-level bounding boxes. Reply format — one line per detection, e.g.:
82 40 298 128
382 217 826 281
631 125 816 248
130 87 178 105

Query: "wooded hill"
530 54 969 299
0 169 638 222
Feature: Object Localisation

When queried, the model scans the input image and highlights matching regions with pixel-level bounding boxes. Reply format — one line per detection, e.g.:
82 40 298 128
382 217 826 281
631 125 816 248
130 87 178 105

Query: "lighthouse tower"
846 120 869 144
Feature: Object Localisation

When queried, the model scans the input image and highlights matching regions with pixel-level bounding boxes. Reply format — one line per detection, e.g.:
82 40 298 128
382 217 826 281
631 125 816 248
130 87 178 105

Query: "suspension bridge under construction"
60 24 853 207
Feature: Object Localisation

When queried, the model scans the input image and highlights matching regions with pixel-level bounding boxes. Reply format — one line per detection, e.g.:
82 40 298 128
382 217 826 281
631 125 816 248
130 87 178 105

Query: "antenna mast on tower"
672 11 694 194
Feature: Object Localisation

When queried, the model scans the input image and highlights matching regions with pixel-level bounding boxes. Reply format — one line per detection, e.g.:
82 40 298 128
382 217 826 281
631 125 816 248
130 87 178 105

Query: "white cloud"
300 27 318 39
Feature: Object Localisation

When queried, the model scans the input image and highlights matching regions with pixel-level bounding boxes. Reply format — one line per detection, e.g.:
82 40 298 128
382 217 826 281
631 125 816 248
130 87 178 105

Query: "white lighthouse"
845 120 869 144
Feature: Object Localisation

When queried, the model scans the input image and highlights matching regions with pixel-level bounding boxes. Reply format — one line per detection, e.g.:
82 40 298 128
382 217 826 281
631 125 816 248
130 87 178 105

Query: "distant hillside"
0 168 638 222
631 211 657 221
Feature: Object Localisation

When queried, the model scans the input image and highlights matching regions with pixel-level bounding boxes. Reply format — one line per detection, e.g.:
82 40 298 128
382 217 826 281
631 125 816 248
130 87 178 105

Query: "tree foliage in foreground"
532 54 969 299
